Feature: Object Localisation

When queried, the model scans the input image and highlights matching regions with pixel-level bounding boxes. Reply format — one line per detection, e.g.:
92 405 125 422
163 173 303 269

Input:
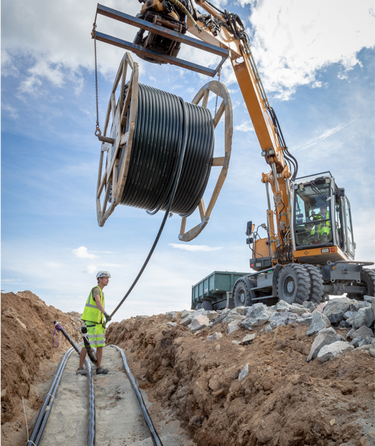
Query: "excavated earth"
2 291 375 446
106 311 375 446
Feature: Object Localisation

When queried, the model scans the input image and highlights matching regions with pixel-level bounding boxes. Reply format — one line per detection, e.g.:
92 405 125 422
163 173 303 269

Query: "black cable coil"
120 84 215 217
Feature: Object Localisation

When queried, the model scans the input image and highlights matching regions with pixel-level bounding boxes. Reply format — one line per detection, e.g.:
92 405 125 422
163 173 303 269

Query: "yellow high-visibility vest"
311 211 330 236
81 286 105 324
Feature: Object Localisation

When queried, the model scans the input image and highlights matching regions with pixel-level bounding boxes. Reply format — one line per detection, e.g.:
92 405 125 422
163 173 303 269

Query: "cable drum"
97 52 233 241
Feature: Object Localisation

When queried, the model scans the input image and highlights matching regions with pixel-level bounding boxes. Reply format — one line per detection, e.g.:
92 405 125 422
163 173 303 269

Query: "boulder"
238 364 249 382
307 327 342 362
358 336 374 347
350 336 363 348
223 313 245 323
180 314 194 326
347 325 374 340
210 309 230 327
307 311 331 335
191 314 209 331
227 320 240 334
167 322 177 327
180 310 194 319
261 324 273 333
206 311 219 321
207 332 223 341
323 297 351 324
303 301 316 311
241 333 256 344
274 301 291 312
364 295 375 315
240 304 272 330
317 341 354 362
296 317 312 326
269 311 299 328
165 311 178 320
352 307 375 329
288 304 308 315
343 311 356 320
234 306 248 315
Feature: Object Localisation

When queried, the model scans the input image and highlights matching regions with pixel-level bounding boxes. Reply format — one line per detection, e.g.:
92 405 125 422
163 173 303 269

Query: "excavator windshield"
294 181 332 248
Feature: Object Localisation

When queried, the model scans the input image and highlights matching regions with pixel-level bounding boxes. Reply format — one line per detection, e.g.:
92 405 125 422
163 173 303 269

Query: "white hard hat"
96 271 111 279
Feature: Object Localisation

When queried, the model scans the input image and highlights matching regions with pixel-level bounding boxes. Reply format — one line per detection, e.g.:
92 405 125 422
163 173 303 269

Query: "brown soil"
106 314 375 446
1 291 82 445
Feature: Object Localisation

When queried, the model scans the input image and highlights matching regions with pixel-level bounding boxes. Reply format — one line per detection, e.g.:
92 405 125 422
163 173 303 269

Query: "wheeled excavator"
93 0 375 308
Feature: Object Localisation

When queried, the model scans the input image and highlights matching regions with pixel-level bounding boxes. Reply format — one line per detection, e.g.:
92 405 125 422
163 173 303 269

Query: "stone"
210 310 230 327
303 301 316 311
234 306 248 315
356 344 371 351
261 324 272 333
369 348 375 358
358 336 374 347
227 320 240 334
165 311 177 320
323 297 351 324
352 307 375 329
167 322 177 327
339 320 352 328
180 314 194 326
180 310 194 319
347 325 374 340
301 313 312 319
350 336 363 348
317 341 354 362
232 340 240 345
306 327 342 362
307 311 331 335
269 311 299 328
343 311 356 320
206 311 219 321
296 317 312 326
349 300 360 312
364 295 375 315
238 364 249 382
223 313 245 323
240 304 272 330
275 301 291 312
207 332 223 341
288 304 308 315
191 315 209 331
241 333 256 344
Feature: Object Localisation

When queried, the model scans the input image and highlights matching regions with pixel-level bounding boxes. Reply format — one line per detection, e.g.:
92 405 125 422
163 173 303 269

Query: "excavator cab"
292 172 355 262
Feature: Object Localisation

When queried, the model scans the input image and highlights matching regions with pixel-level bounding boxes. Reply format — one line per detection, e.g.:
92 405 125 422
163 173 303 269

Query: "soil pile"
106 312 375 446
1 291 82 440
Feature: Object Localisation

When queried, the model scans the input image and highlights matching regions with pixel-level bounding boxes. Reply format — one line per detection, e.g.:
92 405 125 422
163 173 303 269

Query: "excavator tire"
347 268 375 300
277 264 311 305
233 278 253 307
302 264 324 304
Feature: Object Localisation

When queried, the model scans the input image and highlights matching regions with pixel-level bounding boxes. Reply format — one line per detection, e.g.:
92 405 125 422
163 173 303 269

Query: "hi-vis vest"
81 286 105 324
311 210 330 236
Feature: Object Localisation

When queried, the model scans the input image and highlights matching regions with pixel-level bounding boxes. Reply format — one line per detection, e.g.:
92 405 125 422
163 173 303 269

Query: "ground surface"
106 313 375 446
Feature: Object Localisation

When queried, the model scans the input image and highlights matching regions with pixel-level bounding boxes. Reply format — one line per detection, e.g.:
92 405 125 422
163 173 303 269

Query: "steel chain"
92 23 101 137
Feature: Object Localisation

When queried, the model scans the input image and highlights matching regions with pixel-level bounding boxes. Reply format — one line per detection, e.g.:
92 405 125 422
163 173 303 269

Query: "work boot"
96 366 109 375
76 367 87 376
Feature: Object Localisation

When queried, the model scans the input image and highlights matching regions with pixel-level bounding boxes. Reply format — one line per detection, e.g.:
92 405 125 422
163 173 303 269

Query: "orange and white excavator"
92 0 374 308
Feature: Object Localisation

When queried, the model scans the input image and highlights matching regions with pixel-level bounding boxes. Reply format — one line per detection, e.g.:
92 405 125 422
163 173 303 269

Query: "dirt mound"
106 314 375 446
1 291 82 426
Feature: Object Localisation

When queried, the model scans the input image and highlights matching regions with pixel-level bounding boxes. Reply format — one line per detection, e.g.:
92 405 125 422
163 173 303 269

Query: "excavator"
92 0 374 309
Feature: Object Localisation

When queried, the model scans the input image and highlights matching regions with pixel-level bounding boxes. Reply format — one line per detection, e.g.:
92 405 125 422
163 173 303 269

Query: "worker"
76 271 112 375
311 202 331 241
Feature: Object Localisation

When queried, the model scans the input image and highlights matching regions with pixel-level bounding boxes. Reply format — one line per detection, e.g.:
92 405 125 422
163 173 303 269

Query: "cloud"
72 246 99 259
169 243 223 252
84 265 98 274
247 0 375 99
295 121 355 152
234 121 254 132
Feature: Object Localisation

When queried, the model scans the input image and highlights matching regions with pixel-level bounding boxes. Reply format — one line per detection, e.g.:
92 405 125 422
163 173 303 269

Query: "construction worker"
311 202 331 242
76 271 112 375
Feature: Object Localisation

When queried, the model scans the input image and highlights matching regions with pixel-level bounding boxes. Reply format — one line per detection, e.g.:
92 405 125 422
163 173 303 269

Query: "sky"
2 0 375 322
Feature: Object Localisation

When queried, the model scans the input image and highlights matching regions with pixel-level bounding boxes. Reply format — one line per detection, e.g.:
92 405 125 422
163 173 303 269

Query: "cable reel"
96 52 233 242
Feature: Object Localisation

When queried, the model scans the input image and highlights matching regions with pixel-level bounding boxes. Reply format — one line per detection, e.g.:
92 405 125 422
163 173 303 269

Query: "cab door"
342 196 355 259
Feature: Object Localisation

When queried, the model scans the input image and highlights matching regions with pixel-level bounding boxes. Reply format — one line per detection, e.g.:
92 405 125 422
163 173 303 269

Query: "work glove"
104 313 112 323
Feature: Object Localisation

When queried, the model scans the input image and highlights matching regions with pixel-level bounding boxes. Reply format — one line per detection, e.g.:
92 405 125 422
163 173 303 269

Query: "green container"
191 271 248 308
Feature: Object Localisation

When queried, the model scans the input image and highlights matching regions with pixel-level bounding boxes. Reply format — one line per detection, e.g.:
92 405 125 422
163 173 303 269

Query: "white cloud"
72 246 99 259
234 121 254 132
295 121 355 152
248 0 375 99
169 243 223 252
84 265 98 274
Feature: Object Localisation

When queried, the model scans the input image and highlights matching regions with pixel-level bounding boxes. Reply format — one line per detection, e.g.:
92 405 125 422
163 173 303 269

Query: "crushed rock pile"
1 291 82 445
107 297 375 446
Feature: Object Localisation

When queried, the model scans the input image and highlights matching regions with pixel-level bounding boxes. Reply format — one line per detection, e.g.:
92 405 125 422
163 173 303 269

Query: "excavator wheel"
347 268 375 300
233 278 253 307
302 264 324 304
277 264 311 305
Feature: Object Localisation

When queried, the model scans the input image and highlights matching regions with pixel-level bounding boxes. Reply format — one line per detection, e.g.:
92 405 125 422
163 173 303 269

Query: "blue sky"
2 0 375 321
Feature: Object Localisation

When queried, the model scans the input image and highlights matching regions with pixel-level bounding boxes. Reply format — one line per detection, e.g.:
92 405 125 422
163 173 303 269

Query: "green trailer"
191 271 248 310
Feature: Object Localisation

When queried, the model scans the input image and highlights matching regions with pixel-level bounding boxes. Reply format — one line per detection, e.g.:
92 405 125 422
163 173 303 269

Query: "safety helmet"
96 271 111 279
